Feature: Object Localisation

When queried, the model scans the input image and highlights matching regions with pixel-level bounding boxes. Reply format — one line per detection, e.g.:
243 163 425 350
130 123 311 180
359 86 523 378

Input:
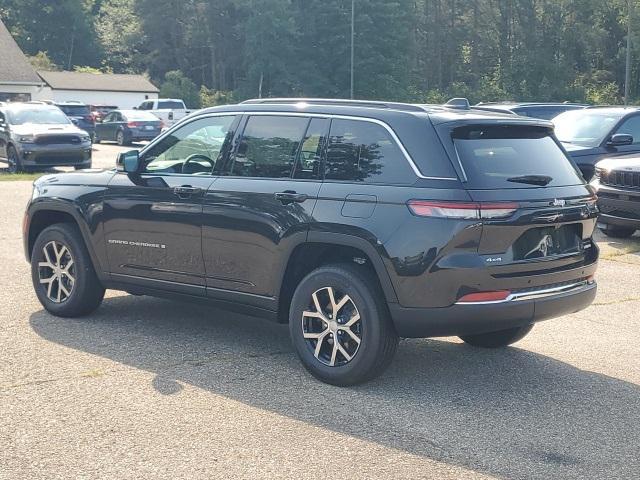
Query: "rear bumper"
389 280 597 338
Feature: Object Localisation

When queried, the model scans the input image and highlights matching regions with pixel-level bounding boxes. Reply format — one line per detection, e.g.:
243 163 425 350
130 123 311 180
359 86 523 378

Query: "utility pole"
625 0 633 105
350 0 355 99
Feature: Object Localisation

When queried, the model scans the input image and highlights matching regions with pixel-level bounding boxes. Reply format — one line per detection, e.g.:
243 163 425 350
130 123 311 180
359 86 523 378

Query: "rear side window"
231 115 308 178
452 125 584 189
325 119 415 184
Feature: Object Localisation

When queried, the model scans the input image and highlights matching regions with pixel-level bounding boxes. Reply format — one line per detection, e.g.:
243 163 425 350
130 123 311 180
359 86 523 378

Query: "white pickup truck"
136 99 190 128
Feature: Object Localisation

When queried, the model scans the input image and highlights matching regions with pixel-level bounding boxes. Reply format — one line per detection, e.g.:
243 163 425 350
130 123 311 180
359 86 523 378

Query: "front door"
103 114 239 294
202 115 327 305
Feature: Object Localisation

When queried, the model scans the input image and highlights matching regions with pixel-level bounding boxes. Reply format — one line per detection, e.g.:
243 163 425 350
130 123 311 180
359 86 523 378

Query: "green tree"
95 0 145 73
159 70 200 108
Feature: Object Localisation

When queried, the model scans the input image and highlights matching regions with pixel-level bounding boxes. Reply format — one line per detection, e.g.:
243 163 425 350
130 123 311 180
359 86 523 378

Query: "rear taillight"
127 121 141 128
457 290 512 303
407 200 519 219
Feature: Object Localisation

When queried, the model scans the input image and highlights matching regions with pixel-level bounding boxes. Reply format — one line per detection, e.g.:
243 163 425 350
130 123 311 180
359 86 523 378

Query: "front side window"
142 115 236 175
230 115 308 178
325 119 415 184
614 116 640 144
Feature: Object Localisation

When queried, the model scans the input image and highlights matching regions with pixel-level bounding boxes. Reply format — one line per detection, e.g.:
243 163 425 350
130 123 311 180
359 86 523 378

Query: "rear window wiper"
506 175 553 186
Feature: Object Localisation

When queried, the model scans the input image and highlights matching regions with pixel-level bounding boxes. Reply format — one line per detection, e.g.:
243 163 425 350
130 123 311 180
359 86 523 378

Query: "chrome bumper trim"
455 280 593 305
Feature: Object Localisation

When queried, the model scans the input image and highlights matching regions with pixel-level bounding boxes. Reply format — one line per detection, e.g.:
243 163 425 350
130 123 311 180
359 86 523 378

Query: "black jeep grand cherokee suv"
24 99 599 385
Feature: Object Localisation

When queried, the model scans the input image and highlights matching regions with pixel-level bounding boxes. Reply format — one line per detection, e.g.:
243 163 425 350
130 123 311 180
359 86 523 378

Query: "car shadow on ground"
30 295 639 479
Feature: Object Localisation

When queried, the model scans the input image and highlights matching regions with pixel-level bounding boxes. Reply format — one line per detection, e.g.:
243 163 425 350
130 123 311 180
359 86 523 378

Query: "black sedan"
94 110 162 146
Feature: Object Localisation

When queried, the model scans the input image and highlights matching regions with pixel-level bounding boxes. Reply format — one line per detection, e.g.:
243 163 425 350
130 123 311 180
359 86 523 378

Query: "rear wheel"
601 226 636 238
116 130 129 146
31 223 105 317
289 264 398 386
7 145 23 173
460 324 534 348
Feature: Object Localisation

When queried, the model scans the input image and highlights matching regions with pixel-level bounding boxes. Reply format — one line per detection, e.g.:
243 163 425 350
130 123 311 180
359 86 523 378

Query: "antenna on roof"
444 98 470 110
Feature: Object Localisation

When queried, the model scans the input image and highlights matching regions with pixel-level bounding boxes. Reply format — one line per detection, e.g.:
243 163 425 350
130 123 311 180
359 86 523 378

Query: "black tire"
7 145 23 173
460 324 534 348
601 226 636 238
289 264 398 386
31 223 105 317
116 130 129 146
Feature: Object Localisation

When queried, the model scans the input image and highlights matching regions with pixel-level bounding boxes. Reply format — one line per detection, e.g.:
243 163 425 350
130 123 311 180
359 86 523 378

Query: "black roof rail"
240 97 427 112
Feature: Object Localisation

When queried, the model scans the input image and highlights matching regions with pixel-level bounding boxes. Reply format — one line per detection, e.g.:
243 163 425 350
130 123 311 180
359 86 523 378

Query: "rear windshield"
57 105 90 116
452 125 584 189
157 100 185 109
122 110 160 121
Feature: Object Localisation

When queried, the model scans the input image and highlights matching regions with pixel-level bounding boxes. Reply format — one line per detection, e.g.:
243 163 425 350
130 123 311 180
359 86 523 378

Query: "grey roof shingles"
37 70 159 93
0 18 43 84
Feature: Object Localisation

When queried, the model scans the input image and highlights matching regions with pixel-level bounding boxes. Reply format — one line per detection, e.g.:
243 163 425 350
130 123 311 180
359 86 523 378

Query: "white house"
37 71 159 109
1 17 158 108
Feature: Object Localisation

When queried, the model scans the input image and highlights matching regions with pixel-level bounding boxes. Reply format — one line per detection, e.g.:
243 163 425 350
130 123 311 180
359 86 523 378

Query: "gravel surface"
1 180 639 480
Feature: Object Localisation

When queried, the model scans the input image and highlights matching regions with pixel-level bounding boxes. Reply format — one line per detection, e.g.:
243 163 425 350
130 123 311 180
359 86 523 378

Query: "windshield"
57 105 90 116
157 100 185 109
452 125 584 189
7 108 71 125
553 110 624 147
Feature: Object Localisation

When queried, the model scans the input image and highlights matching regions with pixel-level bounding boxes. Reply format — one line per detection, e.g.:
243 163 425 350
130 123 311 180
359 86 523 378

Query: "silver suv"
0 103 92 173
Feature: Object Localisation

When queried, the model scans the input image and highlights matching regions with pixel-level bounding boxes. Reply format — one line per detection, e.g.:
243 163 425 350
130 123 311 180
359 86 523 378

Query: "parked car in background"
94 109 163 145
474 102 587 120
553 106 640 181
22 98 598 385
591 156 640 238
0 102 92 172
53 101 96 140
89 104 118 123
136 98 189 128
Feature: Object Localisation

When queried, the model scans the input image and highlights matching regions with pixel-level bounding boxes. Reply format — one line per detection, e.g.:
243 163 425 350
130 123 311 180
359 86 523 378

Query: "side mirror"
116 150 140 173
608 133 633 146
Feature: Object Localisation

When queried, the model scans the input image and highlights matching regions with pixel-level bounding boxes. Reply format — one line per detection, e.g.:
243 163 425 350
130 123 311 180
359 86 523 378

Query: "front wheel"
601 226 636 238
31 223 105 317
460 324 534 348
289 264 398 386
7 145 23 173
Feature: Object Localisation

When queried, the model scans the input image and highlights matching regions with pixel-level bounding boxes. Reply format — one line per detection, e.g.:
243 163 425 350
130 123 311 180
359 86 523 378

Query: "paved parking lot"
1 169 639 478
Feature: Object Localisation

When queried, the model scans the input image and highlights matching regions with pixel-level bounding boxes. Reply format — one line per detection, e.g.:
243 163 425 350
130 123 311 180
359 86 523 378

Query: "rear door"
201 114 326 304
103 114 239 293
439 123 598 271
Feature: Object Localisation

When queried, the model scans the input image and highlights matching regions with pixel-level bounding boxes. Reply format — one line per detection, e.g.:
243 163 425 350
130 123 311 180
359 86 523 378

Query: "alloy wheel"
38 240 75 303
302 286 362 367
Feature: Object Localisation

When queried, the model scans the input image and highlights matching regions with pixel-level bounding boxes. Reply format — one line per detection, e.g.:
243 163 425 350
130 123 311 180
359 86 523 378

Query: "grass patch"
0 172 45 182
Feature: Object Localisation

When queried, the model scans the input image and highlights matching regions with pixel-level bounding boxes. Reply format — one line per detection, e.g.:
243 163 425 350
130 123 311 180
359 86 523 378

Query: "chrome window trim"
140 110 459 181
